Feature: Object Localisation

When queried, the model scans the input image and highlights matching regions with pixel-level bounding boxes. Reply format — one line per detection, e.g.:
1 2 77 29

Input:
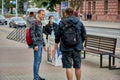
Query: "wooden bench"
109 54 120 69
83 34 117 68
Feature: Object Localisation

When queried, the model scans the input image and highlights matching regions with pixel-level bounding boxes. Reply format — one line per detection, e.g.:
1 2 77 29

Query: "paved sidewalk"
0 26 120 80
83 21 120 29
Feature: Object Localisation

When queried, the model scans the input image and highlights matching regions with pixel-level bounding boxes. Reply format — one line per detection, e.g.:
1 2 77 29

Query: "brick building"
81 0 120 22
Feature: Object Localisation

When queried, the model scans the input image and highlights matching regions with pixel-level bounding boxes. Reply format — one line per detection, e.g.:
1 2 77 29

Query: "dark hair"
37 9 45 13
65 7 74 16
48 15 54 19
30 12 34 15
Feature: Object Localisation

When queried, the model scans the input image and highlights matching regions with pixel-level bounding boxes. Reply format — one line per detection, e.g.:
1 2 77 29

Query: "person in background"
87 12 92 20
74 9 79 17
79 13 83 21
52 7 87 80
26 12 35 27
74 9 82 21
30 10 46 80
43 15 58 41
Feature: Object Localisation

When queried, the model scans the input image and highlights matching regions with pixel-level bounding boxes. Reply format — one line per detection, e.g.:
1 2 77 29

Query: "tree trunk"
69 0 82 10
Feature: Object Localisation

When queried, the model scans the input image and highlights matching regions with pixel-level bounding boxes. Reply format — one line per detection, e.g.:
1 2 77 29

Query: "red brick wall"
54 0 120 22
82 0 120 22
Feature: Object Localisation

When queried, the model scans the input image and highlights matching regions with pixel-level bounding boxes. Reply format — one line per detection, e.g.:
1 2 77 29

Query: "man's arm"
52 21 62 55
30 20 38 47
55 22 62 44
81 23 87 43
44 25 50 35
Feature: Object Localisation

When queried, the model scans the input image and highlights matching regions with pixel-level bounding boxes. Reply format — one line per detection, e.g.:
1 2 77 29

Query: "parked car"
9 17 26 28
0 15 7 25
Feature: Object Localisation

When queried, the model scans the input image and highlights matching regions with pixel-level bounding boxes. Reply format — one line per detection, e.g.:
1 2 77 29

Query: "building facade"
82 0 120 22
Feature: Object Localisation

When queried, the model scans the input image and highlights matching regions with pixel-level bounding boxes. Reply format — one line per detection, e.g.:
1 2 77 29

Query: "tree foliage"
34 0 67 11
1 0 28 14
18 0 28 14
0 0 2 8
4 0 15 10
70 0 83 10
34 0 82 11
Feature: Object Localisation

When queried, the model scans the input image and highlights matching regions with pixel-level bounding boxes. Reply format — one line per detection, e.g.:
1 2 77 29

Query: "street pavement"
83 21 120 30
0 23 120 80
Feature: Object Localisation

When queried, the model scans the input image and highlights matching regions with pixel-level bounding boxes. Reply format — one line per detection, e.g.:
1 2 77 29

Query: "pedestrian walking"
74 9 82 21
26 12 36 28
79 13 82 21
73 9 79 17
52 7 87 80
43 15 58 41
30 10 46 80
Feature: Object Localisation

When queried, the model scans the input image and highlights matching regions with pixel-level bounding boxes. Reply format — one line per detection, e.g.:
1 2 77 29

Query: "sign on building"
61 1 69 12
24 2 29 11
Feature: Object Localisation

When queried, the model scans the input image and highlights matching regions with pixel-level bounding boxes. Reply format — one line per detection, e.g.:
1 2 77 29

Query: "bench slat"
99 45 115 49
111 54 120 59
100 40 116 44
84 48 113 54
86 43 99 48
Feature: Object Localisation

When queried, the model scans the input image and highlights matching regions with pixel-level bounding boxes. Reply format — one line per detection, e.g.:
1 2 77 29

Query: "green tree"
3 0 15 14
0 0 2 8
4 0 13 9
34 0 66 11
1 0 28 14
34 0 82 11
70 0 83 10
18 0 28 14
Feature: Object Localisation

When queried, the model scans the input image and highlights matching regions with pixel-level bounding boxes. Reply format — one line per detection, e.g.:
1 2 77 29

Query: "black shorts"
62 50 81 68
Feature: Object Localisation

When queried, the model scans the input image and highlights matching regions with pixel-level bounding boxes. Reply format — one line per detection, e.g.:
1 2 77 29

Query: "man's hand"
34 46 38 51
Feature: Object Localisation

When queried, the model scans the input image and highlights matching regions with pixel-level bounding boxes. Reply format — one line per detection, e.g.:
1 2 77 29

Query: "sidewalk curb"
85 26 120 30
83 21 120 30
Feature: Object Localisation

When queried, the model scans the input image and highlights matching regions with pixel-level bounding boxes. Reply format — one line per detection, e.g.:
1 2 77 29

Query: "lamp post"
2 0 4 15
16 0 18 17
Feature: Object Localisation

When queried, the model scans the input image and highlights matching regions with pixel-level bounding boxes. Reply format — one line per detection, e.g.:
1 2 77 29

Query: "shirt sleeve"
30 20 38 46
81 22 87 43
55 21 63 44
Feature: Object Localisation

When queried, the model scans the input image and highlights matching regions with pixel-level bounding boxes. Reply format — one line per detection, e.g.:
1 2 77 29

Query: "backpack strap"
60 21 67 26
61 21 78 31
60 21 68 31
35 20 38 27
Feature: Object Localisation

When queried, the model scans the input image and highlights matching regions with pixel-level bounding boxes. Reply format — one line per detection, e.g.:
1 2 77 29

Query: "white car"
0 15 7 25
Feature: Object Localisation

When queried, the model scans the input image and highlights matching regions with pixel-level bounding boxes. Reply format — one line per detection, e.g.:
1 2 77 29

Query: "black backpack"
61 21 79 47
